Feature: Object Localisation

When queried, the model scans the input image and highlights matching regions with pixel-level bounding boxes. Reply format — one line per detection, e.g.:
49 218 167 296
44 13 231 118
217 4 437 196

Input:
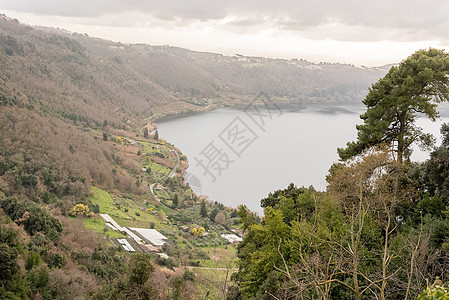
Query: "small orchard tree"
214 212 227 225
158 210 166 220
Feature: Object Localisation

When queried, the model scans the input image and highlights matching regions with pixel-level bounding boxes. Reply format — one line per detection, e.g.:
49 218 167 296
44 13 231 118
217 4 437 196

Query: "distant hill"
0 15 388 128
0 16 173 129
67 31 389 109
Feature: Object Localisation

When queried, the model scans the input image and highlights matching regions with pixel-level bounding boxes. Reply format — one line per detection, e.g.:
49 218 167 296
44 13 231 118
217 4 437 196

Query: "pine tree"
200 200 207 218
338 49 449 163
172 194 179 208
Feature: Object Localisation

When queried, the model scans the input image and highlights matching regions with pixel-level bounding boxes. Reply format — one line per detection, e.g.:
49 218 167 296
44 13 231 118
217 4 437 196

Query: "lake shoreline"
156 101 365 124
156 104 366 214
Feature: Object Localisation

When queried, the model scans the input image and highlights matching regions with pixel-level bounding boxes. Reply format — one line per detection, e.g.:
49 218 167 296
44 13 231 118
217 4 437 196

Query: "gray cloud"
2 0 449 42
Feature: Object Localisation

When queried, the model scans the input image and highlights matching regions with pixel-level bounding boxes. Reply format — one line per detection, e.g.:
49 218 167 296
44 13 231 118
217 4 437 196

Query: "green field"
83 217 126 239
200 246 239 268
138 140 174 176
89 186 174 231
138 140 171 156
194 267 238 300
146 161 171 175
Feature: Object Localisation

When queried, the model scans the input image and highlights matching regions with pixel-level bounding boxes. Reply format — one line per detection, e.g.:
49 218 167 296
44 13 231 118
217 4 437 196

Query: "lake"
158 103 449 214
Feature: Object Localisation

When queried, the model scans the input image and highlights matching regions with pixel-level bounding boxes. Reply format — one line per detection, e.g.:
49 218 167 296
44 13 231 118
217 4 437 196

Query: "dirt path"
169 150 180 178
184 266 239 271
149 183 160 202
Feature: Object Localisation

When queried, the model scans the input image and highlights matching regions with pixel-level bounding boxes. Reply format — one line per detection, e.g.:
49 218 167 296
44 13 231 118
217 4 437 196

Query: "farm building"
129 228 168 248
221 233 243 244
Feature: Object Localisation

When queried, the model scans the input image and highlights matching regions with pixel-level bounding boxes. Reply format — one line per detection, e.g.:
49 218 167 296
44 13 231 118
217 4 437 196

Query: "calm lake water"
158 104 449 214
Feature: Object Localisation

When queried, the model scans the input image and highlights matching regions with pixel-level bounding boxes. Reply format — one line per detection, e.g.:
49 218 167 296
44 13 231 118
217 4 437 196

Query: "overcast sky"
2 1 449 66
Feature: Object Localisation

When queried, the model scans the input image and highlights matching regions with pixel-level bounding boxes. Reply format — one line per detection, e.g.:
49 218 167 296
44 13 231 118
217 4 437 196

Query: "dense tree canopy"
338 48 449 163
0 196 62 237
233 140 449 299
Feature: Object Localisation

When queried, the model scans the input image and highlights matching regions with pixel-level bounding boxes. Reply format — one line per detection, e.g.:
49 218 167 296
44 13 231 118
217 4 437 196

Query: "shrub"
183 270 195 281
69 204 91 217
189 260 200 267
209 208 219 221
26 251 41 270
418 282 449 299
91 204 100 213
46 253 66 269
128 253 154 286
0 197 62 236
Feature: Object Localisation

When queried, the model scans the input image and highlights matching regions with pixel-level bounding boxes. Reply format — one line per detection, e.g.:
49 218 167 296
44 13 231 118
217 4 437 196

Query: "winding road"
169 150 180 178
149 183 160 202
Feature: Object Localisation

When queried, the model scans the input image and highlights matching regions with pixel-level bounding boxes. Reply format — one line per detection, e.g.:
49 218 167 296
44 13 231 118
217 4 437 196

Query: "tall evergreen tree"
200 200 207 218
172 194 179 208
338 48 449 163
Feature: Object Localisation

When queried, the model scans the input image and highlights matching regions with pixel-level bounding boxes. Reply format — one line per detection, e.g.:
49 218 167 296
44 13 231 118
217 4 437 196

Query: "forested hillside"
67 31 389 106
0 14 389 128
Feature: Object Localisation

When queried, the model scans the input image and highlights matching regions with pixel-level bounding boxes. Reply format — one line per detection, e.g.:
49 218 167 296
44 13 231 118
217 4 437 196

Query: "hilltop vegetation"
71 38 387 106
